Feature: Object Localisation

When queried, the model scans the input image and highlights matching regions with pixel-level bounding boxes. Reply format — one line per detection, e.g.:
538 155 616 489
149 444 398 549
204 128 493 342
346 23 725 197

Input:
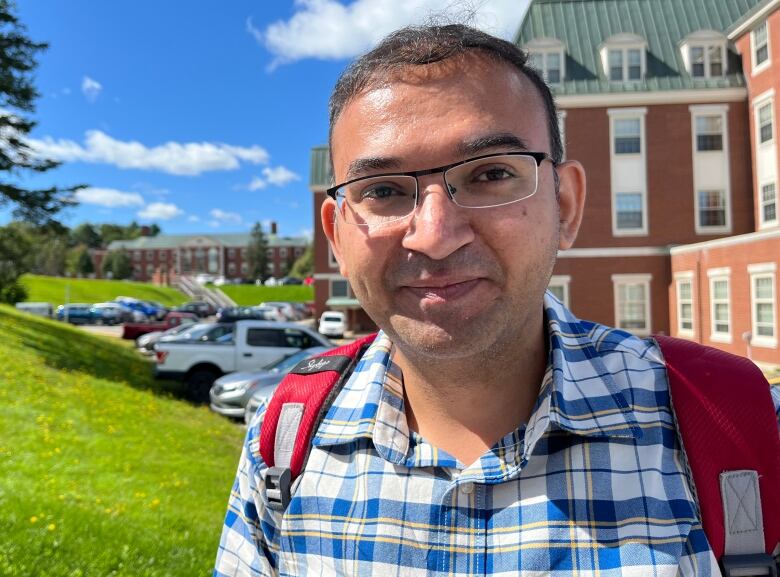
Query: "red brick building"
96 229 308 284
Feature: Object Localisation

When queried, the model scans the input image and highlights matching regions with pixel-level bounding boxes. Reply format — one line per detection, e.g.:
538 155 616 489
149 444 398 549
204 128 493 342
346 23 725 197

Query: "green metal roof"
727 0 774 36
310 145 332 189
107 233 308 251
325 297 362 308
517 0 763 95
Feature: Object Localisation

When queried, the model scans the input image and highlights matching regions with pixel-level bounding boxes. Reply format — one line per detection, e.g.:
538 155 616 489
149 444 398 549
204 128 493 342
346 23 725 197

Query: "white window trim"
548 275 571 308
751 20 771 76
327 243 339 269
759 179 778 228
609 108 648 236
749 262 777 348
612 273 652 336
675 271 695 338
526 40 566 85
558 110 567 161
707 267 732 343
689 104 732 235
753 91 775 147
600 36 647 82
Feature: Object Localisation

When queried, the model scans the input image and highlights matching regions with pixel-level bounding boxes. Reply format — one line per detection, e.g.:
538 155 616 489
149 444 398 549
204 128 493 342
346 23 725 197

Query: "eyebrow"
343 133 531 180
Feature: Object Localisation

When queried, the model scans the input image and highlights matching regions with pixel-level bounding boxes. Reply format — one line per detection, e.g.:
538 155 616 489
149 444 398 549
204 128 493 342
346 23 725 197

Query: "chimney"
270 221 277 235
140 225 152 237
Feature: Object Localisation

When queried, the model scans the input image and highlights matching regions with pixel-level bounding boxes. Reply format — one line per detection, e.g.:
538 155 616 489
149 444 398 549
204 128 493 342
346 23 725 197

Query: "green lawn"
20 274 188 307
216 283 313 305
0 305 245 576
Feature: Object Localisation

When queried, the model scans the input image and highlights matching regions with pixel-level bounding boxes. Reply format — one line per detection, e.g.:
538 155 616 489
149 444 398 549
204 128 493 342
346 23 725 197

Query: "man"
215 24 780 576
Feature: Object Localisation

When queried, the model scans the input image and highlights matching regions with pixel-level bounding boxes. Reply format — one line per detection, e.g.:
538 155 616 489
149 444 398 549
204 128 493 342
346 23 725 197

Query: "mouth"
401 277 485 303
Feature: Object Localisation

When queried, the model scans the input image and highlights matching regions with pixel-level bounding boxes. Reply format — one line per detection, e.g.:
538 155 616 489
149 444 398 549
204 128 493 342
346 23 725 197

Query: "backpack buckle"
720 553 778 577
265 467 292 511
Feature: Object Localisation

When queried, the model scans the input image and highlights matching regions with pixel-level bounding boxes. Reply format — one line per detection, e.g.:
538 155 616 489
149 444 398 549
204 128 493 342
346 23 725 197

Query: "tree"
66 244 94 276
289 245 313 278
100 249 132 280
246 222 269 280
71 223 101 249
0 224 31 303
0 1 80 226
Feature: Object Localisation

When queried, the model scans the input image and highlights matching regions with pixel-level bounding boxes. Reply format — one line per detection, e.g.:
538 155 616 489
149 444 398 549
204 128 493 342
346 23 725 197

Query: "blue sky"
11 0 528 240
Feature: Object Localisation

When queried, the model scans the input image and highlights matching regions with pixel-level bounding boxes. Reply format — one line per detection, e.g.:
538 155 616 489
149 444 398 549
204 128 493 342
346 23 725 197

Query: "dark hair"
328 23 563 168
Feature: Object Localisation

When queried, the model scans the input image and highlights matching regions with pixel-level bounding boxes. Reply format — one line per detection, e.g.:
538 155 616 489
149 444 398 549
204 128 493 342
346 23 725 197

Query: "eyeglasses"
326 151 553 227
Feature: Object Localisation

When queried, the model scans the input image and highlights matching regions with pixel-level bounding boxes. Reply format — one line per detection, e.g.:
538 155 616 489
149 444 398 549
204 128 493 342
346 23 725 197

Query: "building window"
749 264 776 347
328 244 339 269
547 275 570 308
133 251 141 262
689 45 724 78
615 192 644 230
557 111 567 160
330 279 350 298
529 50 563 84
145 250 153 260
753 21 770 70
697 190 727 228
227 248 235 259
266 248 274 258
227 262 236 275
240 262 248 275
758 102 773 144
761 182 778 225
612 274 651 336
279 248 287 258
695 115 723 151
614 118 641 154
145 264 154 277
608 48 642 81
708 270 731 342
294 247 303 257
676 275 694 335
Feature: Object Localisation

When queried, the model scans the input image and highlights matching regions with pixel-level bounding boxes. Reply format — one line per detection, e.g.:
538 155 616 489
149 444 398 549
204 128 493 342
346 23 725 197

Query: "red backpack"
259 334 780 576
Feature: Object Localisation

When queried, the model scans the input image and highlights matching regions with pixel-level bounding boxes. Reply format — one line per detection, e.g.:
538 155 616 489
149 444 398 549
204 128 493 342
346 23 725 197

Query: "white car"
319 311 346 339
261 301 297 321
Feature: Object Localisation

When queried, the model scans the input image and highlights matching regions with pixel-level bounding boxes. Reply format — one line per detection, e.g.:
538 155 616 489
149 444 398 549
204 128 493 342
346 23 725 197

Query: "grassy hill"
0 305 245 576
217 283 313 305
20 274 188 306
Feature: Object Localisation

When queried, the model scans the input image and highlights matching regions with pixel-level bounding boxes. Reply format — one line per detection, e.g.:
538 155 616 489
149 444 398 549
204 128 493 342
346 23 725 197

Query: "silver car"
209 345 334 419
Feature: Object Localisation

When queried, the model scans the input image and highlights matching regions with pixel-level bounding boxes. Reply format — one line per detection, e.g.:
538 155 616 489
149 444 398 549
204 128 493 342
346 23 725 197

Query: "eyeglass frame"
325 151 556 225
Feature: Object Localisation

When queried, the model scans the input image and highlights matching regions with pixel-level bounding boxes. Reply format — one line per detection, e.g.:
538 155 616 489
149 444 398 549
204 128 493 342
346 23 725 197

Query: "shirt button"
460 483 474 495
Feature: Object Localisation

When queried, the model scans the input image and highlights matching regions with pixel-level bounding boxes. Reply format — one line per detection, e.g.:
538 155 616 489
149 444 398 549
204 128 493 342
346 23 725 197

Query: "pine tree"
247 222 269 281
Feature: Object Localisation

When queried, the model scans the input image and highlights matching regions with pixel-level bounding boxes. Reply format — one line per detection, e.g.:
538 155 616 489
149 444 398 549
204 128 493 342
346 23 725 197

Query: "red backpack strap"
655 335 780 574
259 333 378 510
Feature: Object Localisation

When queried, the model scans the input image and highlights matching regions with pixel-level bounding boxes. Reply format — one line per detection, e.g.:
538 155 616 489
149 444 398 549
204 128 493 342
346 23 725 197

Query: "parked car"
261 301 298 321
279 276 303 285
154 320 333 400
135 319 198 353
175 301 216 318
114 297 159 320
56 304 102 325
91 302 133 325
216 306 281 323
210 345 335 419
15 302 53 318
319 311 347 339
159 322 234 344
121 311 199 340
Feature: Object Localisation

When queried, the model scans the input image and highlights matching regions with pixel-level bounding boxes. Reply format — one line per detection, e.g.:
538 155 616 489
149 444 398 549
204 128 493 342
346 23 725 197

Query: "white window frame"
752 20 771 75
525 38 566 85
707 267 732 344
612 273 652 336
558 110 567 161
328 244 339 269
690 105 732 234
600 35 647 82
755 97 775 146
675 271 695 338
759 180 778 228
279 247 288 258
688 44 726 78
748 262 777 348
609 108 648 236
547 275 571 308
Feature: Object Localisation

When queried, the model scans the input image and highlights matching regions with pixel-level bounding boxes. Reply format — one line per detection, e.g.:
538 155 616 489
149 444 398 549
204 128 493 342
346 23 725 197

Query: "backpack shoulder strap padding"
655 335 780 561
259 333 378 479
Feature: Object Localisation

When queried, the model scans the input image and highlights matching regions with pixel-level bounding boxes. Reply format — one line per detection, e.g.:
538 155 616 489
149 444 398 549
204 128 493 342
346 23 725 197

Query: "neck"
392 317 548 466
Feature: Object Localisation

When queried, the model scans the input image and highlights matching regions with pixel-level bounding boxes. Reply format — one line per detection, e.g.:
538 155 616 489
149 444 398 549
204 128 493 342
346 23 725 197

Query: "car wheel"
186 369 219 403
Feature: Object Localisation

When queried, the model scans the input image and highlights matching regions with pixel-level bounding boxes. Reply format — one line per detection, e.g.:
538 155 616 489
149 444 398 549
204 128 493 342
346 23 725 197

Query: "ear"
321 197 349 277
555 160 586 250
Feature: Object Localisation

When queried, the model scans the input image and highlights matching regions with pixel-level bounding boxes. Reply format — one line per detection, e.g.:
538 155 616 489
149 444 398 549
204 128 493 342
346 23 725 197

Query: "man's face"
323 55 584 360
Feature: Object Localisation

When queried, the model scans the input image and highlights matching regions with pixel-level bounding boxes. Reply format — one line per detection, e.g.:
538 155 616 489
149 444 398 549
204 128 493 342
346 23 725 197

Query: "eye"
359 182 409 201
472 165 517 182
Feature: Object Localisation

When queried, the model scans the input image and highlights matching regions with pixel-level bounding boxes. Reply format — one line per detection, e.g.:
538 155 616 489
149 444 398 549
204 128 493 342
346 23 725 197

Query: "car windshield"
323 314 342 322
168 324 215 341
162 321 196 336
266 348 323 374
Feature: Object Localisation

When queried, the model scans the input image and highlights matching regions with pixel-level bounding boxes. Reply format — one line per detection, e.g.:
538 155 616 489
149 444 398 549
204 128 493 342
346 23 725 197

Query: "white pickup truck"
154 320 332 400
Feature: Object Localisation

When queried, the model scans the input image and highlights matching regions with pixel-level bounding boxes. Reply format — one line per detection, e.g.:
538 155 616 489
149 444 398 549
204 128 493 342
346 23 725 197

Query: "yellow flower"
30 516 38 523
47 523 56 531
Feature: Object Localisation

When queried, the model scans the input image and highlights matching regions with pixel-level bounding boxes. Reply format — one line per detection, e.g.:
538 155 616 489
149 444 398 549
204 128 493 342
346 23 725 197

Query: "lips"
401 277 484 303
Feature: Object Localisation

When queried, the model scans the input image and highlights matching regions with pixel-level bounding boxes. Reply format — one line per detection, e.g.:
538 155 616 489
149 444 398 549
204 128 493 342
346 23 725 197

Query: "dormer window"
681 31 727 78
600 34 647 82
525 37 566 84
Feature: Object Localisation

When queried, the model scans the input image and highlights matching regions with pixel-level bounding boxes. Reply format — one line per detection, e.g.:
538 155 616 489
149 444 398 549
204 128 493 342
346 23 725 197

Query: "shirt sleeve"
214 403 278 577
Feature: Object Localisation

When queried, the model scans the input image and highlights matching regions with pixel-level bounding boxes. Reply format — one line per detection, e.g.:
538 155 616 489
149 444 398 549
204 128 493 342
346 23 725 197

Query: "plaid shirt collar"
312 293 643 468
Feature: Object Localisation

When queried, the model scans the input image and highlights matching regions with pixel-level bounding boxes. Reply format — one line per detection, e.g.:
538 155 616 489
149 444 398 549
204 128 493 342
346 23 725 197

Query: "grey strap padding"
720 470 766 556
274 403 304 469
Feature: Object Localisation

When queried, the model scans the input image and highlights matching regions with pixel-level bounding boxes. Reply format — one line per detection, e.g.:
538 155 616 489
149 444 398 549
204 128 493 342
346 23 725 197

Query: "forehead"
330 54 549 178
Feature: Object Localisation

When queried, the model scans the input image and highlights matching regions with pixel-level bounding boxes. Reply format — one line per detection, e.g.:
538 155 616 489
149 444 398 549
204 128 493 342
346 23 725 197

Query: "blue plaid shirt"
215 294 780 576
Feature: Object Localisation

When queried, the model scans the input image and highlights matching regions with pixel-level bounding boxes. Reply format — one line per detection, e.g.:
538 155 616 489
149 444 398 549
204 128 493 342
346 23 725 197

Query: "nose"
401 175 474 260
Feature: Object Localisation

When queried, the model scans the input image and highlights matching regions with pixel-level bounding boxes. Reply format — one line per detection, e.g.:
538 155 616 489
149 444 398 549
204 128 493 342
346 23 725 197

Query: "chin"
385 314 500 360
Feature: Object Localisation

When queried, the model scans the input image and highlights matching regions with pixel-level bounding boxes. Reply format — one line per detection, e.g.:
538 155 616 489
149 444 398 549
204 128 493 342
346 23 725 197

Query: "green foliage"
0 1 80 226
217 284 313 305
246 222 268 281
70 223 101 249
289 245 313 278
100 249 133 280
0 305 244 576
0 224 32 286
20 275 187 306
65 245 94 276
0 279 27 304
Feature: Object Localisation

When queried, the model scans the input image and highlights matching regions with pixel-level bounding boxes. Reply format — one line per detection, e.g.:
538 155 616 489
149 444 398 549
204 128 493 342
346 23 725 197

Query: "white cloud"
187 215 201 222
299 228 313 241
81 76 103 102
75 187 144 208
138 202 184 220
29 130 270 176
207 220 221 228
248 176 267 191
210 208 243 225
256 0 528 67
262 166 300 186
